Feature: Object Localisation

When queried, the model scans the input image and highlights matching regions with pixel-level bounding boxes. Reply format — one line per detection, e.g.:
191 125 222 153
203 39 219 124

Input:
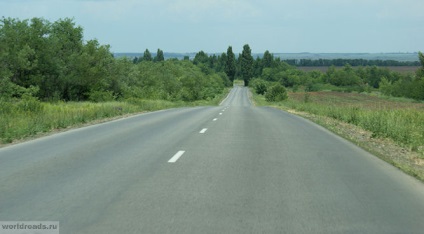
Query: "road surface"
1 86 424 233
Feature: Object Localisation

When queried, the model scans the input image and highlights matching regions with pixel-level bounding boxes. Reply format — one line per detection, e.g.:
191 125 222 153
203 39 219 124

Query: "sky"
1 0 423 54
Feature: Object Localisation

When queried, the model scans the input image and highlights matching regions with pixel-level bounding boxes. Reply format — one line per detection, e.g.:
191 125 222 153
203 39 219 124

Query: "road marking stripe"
219 113 223 115
213 118 218 121
200 128 208 133
168 151 185 163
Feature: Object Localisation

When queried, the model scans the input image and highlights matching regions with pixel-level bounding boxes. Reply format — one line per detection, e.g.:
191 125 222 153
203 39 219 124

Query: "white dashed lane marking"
168 151 185 163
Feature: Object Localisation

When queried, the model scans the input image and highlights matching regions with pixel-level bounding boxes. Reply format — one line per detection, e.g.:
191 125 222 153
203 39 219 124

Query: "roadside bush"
88 90 116 102
250 79 268 95
265 83 288 102
17 94 44 113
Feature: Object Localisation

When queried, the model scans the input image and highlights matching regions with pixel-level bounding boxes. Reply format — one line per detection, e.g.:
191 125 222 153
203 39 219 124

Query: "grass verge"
0 88 231 147
251 89 424 181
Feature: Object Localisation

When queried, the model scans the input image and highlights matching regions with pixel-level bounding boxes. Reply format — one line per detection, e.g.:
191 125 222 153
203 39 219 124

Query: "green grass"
233 79 245 86
0 89 230 144
252 90 424 157
252 90 424 180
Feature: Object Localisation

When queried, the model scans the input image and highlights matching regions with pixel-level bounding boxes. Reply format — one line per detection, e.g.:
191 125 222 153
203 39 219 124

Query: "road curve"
1 86 424 233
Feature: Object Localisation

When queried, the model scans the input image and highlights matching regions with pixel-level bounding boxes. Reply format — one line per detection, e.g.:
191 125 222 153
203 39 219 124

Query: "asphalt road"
1 86 424 233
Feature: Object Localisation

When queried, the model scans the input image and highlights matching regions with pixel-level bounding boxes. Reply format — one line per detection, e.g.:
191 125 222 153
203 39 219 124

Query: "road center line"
199 128 208 133
213 118 218 121
219 113 223 115
168 151 185 163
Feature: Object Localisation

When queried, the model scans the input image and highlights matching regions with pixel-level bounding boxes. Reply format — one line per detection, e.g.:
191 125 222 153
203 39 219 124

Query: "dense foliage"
0 17 230 103
1 17 423 105
249 50 424 101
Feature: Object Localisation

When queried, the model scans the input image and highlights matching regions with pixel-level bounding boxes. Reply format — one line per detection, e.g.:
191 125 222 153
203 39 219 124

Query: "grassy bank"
252 90 424 180
0 89 230 145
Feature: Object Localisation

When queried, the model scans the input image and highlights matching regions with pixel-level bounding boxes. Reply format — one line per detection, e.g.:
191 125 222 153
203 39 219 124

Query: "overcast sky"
1 0 423 53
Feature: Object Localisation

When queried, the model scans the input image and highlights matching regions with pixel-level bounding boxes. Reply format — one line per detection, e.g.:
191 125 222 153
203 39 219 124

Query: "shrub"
17 94 44 113
251 79 268 95
88 90 116 102
265 83 288 102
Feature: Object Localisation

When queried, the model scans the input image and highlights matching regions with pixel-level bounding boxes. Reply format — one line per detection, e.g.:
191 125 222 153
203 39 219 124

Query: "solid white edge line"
168 151 185 163
200 128 208 133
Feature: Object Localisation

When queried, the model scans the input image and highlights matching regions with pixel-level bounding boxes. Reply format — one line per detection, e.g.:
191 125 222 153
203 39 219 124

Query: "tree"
240 44 253 86
263 50 273 68
143 49 152 61
417 52 424 78
193 50 209 65
225 46 236 82
155 48 164 62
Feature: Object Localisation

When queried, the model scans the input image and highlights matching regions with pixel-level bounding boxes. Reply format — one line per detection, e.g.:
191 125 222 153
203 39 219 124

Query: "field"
274 53 420 62
297 66 420 74
253 90 424 180
285 92 424 151
289 92 424 110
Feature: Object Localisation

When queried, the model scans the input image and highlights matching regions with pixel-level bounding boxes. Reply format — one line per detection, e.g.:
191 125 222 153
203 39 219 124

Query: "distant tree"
193 50 209 65
215 53 227 72
143 49 152 61
240 44 253 86
155 48 164 62
263 50 273 68
253 57 262 77
411 52 424 100
417 52 424 78
183 55 190 61
225 46 236 82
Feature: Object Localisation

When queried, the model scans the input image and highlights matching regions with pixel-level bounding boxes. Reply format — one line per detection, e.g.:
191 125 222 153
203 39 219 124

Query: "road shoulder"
249 90 424 182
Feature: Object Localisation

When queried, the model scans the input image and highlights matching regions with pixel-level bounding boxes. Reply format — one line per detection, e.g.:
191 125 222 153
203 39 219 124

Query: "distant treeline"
250 51 424 100
283 59 420 67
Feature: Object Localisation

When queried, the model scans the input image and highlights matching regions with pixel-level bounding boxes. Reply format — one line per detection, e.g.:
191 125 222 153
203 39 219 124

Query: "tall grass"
0 100 145 143
282 97 424 156
0 90 230 144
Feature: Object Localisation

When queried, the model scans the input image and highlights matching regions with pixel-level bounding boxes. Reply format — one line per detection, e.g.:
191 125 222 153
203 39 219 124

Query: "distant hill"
114 52 420 62
114 52 197 60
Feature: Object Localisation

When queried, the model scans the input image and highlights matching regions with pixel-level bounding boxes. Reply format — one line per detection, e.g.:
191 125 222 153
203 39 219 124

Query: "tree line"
0 17 230 102
249 51 424 101
2 17 423 103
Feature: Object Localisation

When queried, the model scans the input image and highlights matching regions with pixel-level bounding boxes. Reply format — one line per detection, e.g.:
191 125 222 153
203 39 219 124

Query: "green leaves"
265 83 288 102
225 46 236 82
240 44 253 86
143 49 152 61
155 48 164 62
